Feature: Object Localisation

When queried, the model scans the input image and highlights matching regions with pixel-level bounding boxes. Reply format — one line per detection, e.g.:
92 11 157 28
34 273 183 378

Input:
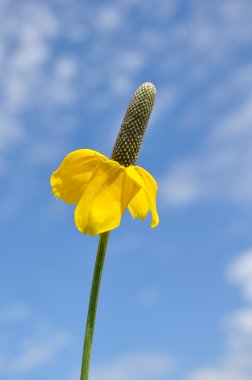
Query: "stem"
80 231 110 380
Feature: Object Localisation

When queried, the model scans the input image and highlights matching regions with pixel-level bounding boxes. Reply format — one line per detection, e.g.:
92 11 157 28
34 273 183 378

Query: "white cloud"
223 308 252 335
0 1 78 169
228 249 252 302
0 115 25 152
151 86 178 124
110 75 134 96
160 90 252 207
54 56 78 80
90 352 173 380
6 331 71 374
0 302 31 324
156 1 252 209
69 352 173 380
188 249 252 380
26 140 68 166
159 163 201 206
137 288 160 308
189 369 250 380
115 50 145 73
96 5 123 31
0 302 72 375
214 96 252 141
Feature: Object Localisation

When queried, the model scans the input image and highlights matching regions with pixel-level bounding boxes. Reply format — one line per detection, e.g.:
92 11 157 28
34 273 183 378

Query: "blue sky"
1 0 252 379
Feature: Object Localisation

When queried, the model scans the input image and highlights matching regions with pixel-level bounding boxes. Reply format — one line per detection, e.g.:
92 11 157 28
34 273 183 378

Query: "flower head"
50 149 158 235
50 82 159 235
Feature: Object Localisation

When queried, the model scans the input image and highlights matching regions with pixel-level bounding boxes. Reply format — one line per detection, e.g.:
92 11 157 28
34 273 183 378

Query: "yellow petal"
74 159 140 235
50 149 107 204
126 166 159 228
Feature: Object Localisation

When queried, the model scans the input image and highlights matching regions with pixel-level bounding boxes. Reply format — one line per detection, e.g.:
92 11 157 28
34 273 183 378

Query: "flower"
50 148 159 235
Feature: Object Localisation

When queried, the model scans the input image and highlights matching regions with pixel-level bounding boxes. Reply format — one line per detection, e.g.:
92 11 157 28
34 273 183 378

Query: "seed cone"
111 82 156 167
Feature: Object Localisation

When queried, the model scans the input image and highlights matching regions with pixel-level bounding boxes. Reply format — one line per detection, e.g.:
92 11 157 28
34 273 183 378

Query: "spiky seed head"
111 82 156 167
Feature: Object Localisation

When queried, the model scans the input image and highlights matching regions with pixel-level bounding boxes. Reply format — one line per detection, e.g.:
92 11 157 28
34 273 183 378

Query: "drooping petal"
74 159 140 235
50 149 107 204
126 166 159 228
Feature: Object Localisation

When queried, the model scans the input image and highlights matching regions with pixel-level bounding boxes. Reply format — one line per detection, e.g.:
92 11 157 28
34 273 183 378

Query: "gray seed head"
111 82 156 167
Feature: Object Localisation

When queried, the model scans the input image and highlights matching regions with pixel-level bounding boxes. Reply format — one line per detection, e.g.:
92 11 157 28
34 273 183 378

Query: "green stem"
80 231 110 380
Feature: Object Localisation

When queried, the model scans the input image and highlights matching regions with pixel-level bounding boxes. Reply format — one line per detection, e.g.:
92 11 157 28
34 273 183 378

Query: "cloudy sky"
0 0 252 379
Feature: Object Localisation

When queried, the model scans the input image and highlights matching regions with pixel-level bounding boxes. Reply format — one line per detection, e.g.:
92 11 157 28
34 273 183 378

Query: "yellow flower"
50 149 159 235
